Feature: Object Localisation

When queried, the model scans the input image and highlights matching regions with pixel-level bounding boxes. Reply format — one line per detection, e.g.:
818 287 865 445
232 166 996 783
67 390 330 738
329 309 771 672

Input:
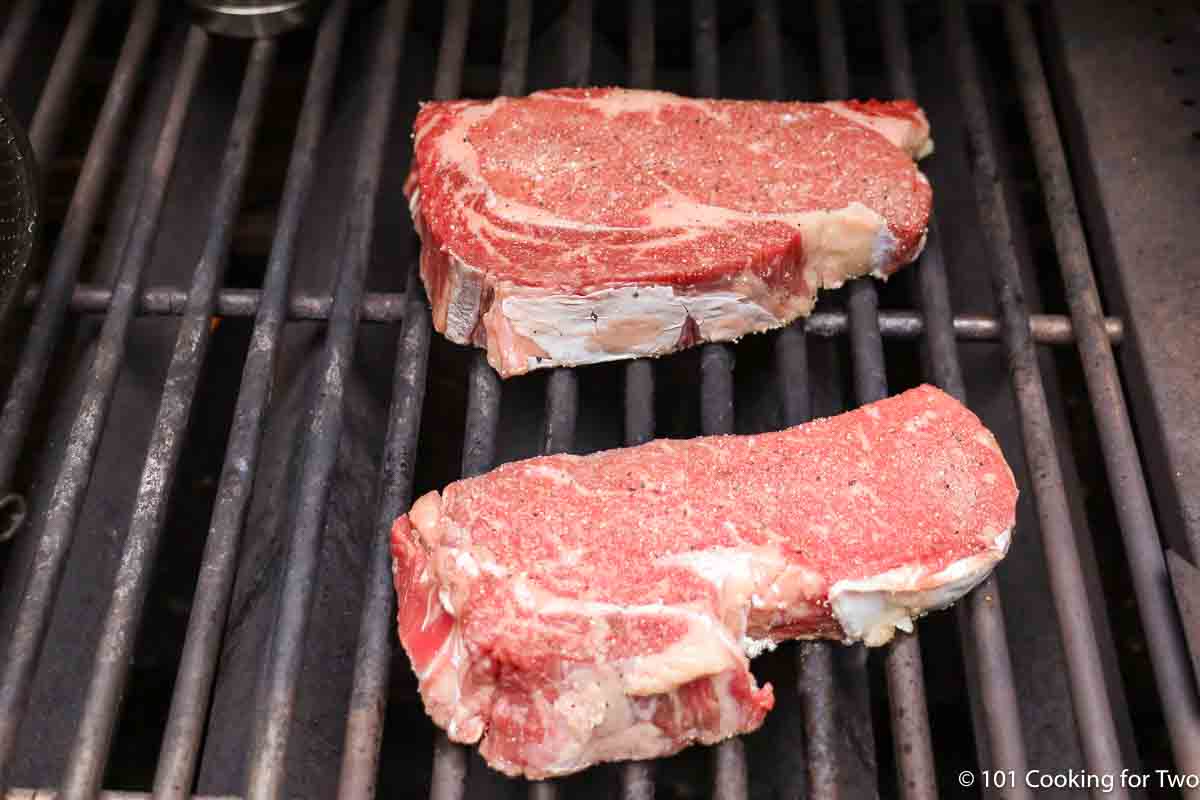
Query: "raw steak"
406 87 933 377
391 385 1016 778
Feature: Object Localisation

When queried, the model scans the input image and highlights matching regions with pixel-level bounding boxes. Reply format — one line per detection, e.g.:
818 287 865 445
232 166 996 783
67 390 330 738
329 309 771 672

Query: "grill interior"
0 1 1197 799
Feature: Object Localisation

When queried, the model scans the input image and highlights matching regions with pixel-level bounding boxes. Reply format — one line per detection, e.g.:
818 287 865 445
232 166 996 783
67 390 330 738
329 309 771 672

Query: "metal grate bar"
752 0 783 101
423 1 480 798
152 6 350 800
0 26 208 789
58 37 275 800
462 0 528 479
816 2 940 797
699 345 736 439
619 761 655 800
499 0 531 98
688 3 748 799
18 284 1123 344
944 1 1130 789
23 284 404 323
0 0 158 535
628 0 653 90
542 0 591 462
429 734 468 800
619 4 657 795
621 0 656 455
336 259 433 800
0 0 39 91
461 348 503 482
691 0 719 98
241 3 411 798
621 359 656 452
561 0 593 91
794 643 838 800
1004 0 1200 773
751 3 840 797
543 370 579 456
877 2 1032 794
27 0 102 166
432 0 472 109
691 0 735 445
540 0 592 468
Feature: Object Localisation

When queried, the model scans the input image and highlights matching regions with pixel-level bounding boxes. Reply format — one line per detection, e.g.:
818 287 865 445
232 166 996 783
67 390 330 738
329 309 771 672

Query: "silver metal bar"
27 0 102 164
429 735 468 800
628 0 653 90
16 283 1123 344
498 0 530 97
561 0 592 89
621 0 656 493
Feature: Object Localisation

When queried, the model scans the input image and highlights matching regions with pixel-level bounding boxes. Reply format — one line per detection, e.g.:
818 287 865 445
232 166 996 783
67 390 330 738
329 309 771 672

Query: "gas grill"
0 1 1198 798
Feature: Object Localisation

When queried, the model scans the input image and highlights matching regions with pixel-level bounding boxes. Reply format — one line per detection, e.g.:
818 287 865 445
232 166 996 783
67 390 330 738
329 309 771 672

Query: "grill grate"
1001 1 1200 776
0 2 1194 799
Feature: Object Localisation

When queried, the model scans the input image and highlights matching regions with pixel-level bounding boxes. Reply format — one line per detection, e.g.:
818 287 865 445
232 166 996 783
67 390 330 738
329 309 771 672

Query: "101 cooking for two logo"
958 768 1200 792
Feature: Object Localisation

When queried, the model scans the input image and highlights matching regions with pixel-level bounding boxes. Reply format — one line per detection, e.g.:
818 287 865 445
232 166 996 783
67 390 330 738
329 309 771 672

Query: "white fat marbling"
500 284 784 371
828 526 1012 646
740 636 778 659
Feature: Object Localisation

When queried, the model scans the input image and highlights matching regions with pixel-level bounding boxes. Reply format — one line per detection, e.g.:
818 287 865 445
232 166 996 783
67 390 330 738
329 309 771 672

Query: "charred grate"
0 2 1196 799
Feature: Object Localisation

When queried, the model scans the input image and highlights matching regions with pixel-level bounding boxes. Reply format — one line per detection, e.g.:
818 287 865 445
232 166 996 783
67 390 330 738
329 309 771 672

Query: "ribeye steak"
391 385 1015 778
406 88 934 377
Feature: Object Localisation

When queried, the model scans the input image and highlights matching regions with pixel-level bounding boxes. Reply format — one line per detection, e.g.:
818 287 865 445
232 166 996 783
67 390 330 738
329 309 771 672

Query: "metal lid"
186 0 326 38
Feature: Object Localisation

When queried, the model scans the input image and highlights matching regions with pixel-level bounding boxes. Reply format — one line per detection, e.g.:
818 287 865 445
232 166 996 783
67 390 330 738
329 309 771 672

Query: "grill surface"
0 2 1196 799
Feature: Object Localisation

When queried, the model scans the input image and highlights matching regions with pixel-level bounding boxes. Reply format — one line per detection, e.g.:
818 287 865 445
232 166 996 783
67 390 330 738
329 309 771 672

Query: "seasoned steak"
406 87 932 376
391 385 1015 778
